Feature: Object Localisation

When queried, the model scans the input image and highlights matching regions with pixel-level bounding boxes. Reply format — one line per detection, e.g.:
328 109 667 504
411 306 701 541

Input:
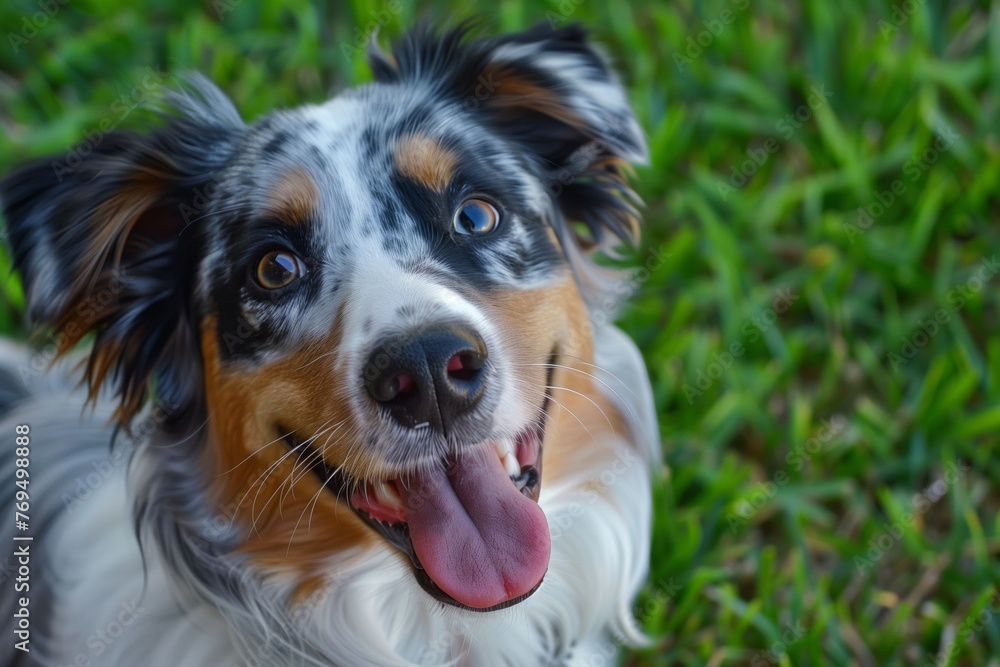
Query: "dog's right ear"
0 75 245 424
373 23 647 246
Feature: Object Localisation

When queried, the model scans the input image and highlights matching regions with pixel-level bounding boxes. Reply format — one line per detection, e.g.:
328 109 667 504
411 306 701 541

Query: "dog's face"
2 24 646 612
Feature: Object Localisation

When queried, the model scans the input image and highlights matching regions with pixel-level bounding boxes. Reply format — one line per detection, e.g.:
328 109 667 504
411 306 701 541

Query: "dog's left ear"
373 23 648 249
0 75 244 424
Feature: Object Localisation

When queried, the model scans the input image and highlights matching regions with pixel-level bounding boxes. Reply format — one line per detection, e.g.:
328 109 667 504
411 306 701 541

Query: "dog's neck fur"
22 322 654 667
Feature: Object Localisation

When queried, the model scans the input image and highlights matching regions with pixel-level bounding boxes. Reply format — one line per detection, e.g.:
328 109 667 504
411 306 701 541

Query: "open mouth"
286 381 554 612
351 427 547 611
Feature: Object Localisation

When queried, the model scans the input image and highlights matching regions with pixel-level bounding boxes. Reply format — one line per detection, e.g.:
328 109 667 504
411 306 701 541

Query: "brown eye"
454 199 499 235
255 250 305 289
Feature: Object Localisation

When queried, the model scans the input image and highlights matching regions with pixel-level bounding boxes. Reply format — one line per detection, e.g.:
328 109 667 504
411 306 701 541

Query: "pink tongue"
398 449 550 609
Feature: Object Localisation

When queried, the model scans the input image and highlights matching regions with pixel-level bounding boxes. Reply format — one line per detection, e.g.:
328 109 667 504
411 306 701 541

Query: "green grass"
2 0 999 665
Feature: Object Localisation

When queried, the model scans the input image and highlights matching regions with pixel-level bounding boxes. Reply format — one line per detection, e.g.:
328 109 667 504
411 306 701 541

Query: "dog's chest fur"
0 323 655 667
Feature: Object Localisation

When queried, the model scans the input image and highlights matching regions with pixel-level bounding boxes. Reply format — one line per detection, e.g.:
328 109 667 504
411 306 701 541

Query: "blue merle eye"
255 250 306 289
453 199 499 236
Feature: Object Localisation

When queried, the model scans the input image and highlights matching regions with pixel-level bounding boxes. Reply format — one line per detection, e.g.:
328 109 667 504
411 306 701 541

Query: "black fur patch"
0 76 244 424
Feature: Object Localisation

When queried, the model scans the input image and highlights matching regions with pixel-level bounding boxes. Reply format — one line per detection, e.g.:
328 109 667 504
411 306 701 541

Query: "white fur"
18 322 654 667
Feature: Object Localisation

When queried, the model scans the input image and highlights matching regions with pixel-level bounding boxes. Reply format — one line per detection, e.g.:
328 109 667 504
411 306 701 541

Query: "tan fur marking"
394 133 457 193
70 163 178 420
199 315 376 597
477 66 642 244
197 270 636 601
482 276 635 491
480 64 589 132
265 167 319 223
86 174 164 282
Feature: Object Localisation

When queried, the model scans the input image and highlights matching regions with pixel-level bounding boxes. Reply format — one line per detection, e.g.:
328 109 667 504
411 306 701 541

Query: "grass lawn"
1 0 998 665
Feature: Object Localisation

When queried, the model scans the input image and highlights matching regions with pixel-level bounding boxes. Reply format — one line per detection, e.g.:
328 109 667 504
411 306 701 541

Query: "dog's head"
1 24 646 612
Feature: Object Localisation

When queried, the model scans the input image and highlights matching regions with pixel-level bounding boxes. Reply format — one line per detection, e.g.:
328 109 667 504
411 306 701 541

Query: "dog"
0 23 658 667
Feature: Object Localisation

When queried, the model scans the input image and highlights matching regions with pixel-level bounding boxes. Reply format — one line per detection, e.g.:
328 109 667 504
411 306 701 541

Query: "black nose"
363 324 488 433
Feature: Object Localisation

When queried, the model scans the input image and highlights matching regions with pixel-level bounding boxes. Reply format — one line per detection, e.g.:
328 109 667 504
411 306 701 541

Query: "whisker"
283 419 347 494
252 418 342 528
231 436 307 533
553 353 640 400
519 362 639 430
291 349 340 372
305 423 361 530
151 416 210 449
289 423 364 551
218 425 297 477
287 420 350 490
544 383 615 436
509 376 599 449
240 418 337 538
177 203 249 235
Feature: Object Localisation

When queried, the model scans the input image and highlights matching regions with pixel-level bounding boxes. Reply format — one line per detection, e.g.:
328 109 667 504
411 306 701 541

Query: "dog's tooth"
502 452 520 478
373 480 402 509
496 437 517 458
493 440 508 460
